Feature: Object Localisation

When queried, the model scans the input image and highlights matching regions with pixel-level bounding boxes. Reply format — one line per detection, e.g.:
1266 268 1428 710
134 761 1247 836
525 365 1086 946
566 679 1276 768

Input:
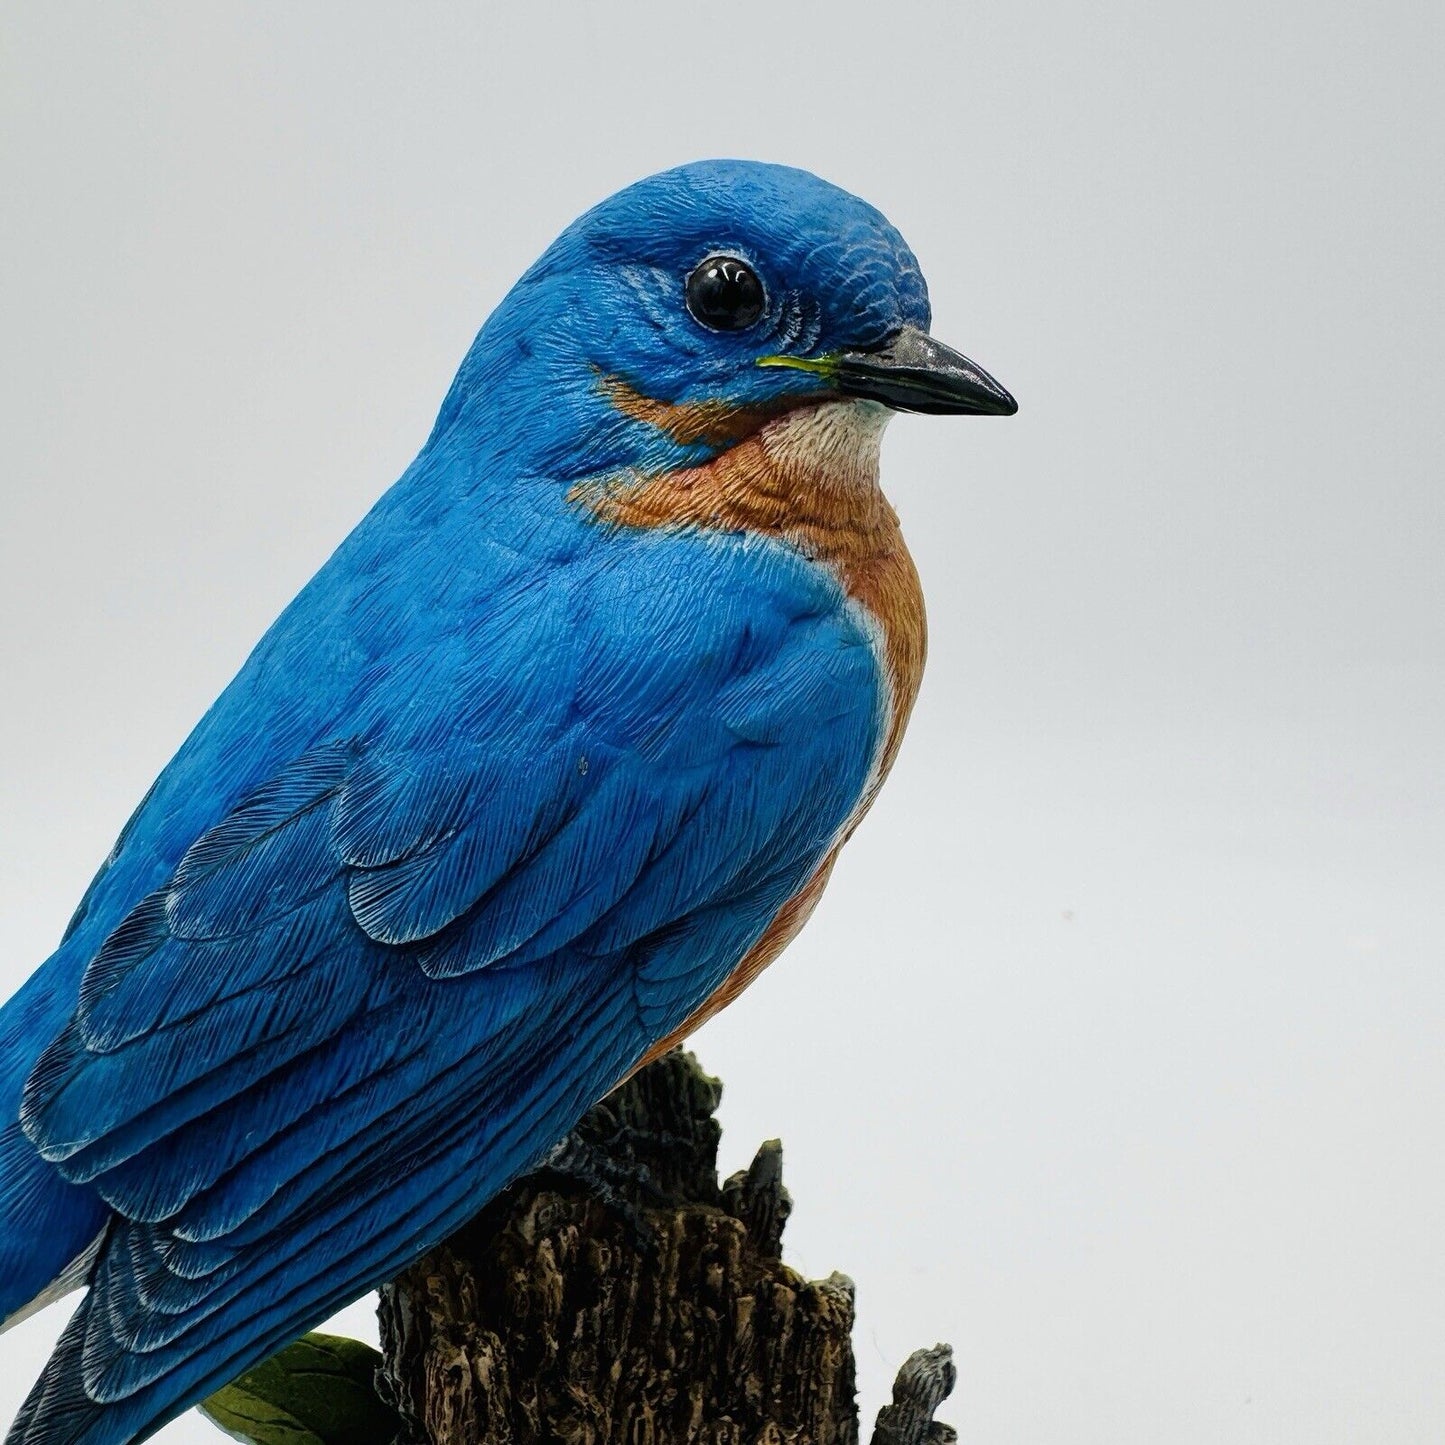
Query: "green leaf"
198 1332 400 1445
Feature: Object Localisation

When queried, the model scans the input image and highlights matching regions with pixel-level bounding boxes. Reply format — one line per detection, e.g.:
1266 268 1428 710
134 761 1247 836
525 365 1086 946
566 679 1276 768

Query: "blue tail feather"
1 960 110 1330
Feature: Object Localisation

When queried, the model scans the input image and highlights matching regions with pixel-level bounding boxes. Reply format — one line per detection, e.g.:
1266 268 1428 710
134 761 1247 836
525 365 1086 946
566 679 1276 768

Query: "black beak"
834 325 1018 416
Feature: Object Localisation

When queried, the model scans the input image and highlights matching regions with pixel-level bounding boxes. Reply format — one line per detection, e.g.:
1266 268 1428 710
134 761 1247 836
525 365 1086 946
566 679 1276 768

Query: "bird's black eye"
685 255 765 332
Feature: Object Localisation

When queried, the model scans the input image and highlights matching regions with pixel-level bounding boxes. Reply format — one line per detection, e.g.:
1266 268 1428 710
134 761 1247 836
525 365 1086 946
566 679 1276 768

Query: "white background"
2 5 1442 1441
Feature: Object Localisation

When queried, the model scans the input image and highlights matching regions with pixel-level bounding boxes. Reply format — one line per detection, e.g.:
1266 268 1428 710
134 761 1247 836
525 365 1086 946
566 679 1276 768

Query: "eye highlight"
685 255 765 332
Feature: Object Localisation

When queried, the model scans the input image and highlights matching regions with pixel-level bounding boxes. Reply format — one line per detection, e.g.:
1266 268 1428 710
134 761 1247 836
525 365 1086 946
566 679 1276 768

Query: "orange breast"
572 395 927 1069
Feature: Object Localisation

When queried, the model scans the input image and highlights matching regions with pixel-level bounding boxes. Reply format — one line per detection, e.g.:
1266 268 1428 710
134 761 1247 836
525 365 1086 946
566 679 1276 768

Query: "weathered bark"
376 1051 955 1445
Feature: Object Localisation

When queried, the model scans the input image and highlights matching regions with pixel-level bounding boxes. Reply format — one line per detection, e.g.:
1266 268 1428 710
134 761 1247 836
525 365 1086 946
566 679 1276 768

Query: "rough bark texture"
376 1051 954 1445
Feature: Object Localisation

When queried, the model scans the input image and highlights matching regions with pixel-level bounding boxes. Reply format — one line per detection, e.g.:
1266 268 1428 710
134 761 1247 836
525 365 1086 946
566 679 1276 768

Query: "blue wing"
7 509 882 1445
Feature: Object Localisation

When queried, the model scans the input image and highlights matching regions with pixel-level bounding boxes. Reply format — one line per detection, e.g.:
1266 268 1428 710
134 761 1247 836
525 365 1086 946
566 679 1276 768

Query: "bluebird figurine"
0 160 1015 1445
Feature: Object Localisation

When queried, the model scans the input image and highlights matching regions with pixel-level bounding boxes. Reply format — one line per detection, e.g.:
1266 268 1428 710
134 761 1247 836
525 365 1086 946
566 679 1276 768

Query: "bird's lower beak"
833 325 1018 416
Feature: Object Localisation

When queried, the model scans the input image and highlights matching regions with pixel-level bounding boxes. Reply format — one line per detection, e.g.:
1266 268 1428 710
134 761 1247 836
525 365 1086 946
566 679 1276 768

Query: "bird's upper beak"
832 325 1017 416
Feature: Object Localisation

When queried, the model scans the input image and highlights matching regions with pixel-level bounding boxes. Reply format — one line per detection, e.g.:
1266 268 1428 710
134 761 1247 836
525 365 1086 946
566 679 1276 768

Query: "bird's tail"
0 962 110 1332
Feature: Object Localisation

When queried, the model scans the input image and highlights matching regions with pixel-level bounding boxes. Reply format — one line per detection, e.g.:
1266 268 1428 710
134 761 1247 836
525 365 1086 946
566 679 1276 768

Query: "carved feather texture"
0 159 948 1445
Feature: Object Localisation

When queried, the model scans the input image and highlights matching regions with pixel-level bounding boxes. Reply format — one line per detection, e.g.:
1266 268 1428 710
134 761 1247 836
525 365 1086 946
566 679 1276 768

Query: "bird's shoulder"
46 473 886 991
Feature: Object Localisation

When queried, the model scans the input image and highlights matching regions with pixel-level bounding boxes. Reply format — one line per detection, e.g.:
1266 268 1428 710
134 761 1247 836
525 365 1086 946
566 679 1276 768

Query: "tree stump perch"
372 1050 956 1445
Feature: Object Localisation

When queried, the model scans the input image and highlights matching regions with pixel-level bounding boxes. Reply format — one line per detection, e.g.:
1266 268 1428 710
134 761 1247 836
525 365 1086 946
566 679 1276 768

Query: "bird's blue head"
431 160 1015 479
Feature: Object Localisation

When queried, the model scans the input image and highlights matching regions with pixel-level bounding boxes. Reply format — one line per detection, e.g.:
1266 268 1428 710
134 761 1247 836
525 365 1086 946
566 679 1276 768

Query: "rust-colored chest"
574 399 927 1067
573 400 926 772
